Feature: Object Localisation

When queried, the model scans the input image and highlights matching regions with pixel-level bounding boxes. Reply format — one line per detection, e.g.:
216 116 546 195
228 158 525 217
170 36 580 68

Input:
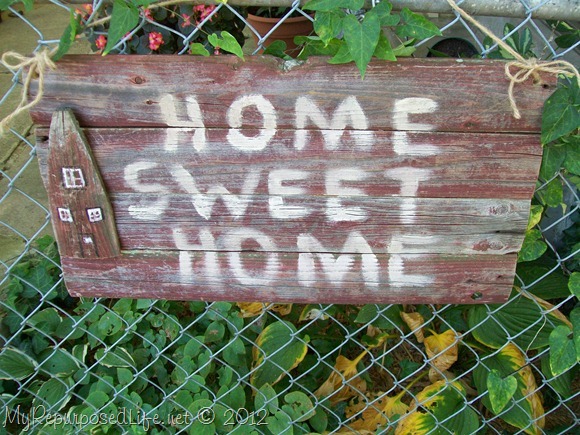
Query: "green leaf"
53 11 81 61
473 344 543 434
266 411 293 435
541 85 580 144
255 383 278 414
540 355 573 399
369 1 400 27
95 347 135 368
374 32 397 61
189 43 210 57
342 13 381 78
27 307 61 334
516 262 570 299
117 367 133 385
354 304 403 331
264 40 291 59
282 391 315 422
0 347 37 380
571 308 580 360
104 0 139 55
204 321 225 343
536 178 563 208
0 0 32 10
540 143 566 179
39 348 79 377
570 272 580 297
250 321 308 389
549 325 576 375
98 311 123 336
468 294 571 349
33 379 72 412
208 31 244 60
527 205 544 230
328 41 354 64
518 229 547 263
392 40 417 57
304 0 364 12
563 140 580 174
314 10 344 45
487 369 518 414
396 8 441 40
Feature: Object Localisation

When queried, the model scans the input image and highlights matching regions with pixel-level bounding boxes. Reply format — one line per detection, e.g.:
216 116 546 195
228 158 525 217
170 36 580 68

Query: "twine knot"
0 47 57 136
447 0 580 119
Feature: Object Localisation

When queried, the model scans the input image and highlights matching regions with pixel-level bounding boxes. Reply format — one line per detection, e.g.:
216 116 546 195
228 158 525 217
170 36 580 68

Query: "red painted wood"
46 110 120 258
62 252 516 304
29 56 555 133
36 128 542 200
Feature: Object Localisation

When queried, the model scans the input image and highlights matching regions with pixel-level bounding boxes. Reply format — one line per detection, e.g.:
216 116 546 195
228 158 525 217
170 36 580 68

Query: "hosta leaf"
487 369 518 414
468 293 570 349
424 329 458 373
208 31 244 60
401 311 425 343
95 347 135 368
342 12 381 78
104 0 139 55
250 321 308 388
0 347 37 380
395 381 477 435
346 391 408 432
32 378 72 412
38 348 79 377
473 344 544 435
314 350 367 404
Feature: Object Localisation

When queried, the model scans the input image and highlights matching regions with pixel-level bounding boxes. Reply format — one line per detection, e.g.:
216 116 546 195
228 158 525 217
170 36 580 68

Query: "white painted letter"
223 229 279 285
173 227 220 282
268 169 311 219
297 231 378 287
160 94 207 152
227 95 277 151
124 162 170 220
295 96 373 151
388 240 434 286
172 165 260 220
392 97 438 131
326 168 369 222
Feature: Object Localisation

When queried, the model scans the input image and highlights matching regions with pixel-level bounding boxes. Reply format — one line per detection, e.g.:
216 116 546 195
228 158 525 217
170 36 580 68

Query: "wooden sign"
31 55 553 304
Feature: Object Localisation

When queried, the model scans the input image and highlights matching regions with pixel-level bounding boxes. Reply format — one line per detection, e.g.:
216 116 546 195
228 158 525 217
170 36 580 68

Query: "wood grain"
62 252 516 304
47 110 120 259
29 56 555 133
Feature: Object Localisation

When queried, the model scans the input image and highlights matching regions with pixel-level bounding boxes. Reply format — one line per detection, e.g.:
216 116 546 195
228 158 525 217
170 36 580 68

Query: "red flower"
193 5 216 23
95 35 107 50
143 8 154 20
148 32 164 51
181 13 192 28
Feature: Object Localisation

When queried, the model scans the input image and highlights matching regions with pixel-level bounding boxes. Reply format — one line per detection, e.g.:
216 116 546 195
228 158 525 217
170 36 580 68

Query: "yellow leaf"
237 302 293 318
344 392 409 433
500 344 545 434
315 350 368 404
424 330 458 373
400 312 425 343
394 411 433 435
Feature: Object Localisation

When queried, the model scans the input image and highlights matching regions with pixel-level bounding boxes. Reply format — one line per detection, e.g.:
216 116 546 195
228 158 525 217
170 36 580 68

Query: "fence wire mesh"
0 0 579 433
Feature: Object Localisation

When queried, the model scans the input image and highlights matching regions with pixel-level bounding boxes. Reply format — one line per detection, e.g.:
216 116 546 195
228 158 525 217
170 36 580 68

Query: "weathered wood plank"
36 128 542 200
29 56 555 133
62 252 516 304
47 110 120 258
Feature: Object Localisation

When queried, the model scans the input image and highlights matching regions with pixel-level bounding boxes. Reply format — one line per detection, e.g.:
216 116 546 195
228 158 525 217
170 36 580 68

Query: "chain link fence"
0 0 579 433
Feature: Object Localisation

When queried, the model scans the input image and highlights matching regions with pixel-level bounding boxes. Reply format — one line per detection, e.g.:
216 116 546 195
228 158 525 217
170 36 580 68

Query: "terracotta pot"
246 13 313 56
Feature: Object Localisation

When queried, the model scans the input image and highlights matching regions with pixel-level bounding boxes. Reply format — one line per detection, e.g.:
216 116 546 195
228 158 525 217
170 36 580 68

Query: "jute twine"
447 0 579 119
0 47 57 136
